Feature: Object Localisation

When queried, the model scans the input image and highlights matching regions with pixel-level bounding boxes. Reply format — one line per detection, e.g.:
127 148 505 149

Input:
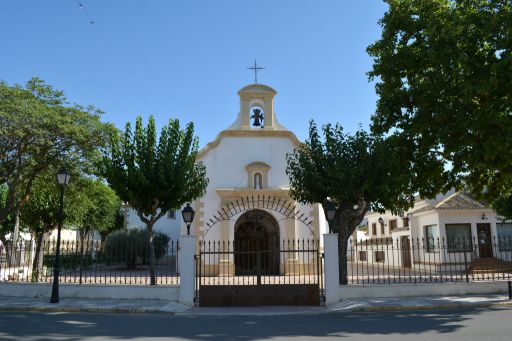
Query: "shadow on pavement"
1 307 510 341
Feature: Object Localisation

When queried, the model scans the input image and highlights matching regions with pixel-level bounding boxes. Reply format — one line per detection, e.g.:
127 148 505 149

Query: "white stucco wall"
199 136 295 190
126 208 181 242
196 134 314 243
0 283 179 301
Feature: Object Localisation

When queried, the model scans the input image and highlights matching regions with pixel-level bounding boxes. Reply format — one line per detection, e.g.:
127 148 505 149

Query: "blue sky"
0 0 388 147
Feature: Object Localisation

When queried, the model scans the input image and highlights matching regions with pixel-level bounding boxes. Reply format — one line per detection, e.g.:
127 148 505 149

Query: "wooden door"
477 223 493 258
401 236 412 268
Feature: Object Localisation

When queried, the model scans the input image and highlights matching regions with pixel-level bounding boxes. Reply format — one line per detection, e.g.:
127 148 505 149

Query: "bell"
251 108 263 127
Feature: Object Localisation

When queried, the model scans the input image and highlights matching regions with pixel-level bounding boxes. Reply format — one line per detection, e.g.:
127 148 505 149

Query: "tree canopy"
103 115 208 284
286 121 414 283
367 0 512 214
19 171 121 282
0 78 115 224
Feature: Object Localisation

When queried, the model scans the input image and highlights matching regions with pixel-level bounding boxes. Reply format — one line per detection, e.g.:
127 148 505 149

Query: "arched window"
254 172 263 190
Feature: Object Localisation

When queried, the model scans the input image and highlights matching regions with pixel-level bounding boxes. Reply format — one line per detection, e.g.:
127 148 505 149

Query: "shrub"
103 229 170 269
43 253 94 270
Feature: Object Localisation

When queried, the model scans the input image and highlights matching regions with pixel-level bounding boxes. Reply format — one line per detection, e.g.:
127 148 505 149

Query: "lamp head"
181 203 195 224
56 168 70 186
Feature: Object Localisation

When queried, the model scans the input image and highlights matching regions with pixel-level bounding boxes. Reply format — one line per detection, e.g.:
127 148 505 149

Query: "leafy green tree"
0 78 114 227
367 0 512 214
20 171 80 282
286 121 414 284
0 184 17 265
71 178 122 283
20 171 121 282
103 116 208 285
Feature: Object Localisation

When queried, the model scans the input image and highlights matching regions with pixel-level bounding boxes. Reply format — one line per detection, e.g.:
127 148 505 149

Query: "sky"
0 0 388 147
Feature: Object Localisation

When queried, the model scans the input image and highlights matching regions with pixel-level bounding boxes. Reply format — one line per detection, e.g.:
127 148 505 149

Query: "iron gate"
195 239 324 306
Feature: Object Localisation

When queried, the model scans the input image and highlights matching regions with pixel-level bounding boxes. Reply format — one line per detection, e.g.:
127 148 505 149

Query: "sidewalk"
0 294 510 316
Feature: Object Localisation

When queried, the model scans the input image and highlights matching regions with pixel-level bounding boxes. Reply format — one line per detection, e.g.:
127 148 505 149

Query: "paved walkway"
0 294 510 315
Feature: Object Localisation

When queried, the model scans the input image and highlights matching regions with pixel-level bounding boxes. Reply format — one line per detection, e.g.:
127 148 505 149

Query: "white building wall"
126 208 181 243
199 136 295 190
197 134 301 242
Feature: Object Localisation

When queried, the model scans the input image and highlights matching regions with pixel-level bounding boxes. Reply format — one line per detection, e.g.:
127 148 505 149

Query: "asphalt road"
1 307 511 341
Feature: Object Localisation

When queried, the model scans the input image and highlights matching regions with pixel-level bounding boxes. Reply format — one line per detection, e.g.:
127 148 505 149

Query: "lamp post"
181 203 195 235
324 200 337 234
50 168 70 304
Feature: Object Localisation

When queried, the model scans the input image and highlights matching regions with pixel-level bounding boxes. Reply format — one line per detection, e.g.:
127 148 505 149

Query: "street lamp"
324 200 337 234
181 203 195 235
50 168 70 304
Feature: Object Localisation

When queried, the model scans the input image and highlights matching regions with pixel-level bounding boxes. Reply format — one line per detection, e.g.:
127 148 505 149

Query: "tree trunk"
10 209 22 266
31 232 44 282
12 209 21 245
79 229 88 285
330 202 368 285
338 233 350 285
147 223 156 285
0 235 13 267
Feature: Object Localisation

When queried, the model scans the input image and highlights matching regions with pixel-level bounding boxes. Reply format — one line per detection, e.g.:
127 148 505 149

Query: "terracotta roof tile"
436 192 486 210
410 192 487 214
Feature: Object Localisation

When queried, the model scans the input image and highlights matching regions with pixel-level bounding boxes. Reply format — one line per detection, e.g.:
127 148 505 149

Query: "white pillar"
178 235 196 306
323 233 339 305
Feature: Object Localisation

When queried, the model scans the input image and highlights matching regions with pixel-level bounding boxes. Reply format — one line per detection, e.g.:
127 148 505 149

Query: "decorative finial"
246 60 265 84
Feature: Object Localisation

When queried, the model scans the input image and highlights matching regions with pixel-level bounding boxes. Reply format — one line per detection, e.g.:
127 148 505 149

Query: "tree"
20 171 122 282
367 0 512 213
0 78 114 227
20 171 80 282
0 184 17 265
286 121 414 284
103 116 208 285
71 177 122 283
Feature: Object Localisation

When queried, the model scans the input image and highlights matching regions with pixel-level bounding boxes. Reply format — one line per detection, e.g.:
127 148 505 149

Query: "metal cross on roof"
247 60 265 84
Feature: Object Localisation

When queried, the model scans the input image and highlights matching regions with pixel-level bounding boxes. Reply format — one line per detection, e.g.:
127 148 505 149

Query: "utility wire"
73 0 157 113
76 0 95 24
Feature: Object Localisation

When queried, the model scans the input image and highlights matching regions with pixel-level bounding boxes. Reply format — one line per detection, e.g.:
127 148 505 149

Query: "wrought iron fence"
196 239 323 284
347 237 512 285
0 239 180 285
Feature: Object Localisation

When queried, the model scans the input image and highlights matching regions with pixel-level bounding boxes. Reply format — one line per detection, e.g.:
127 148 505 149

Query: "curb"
0 306 178 315
0 302 510 316
348 301 512 313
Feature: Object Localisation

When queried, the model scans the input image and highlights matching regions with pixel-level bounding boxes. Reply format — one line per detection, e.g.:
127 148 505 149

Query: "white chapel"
185 83 326 246
126 83 328 262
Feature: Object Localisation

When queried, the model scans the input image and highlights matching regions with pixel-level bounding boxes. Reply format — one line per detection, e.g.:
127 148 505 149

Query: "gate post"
323 233 339 305
179 235 196 306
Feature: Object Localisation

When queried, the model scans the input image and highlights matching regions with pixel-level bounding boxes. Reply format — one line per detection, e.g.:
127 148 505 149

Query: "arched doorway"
234 209 280 275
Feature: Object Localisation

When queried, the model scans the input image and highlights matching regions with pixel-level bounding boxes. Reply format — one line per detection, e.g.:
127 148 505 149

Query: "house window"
254 172 263 190
372 223 377 236
359 251 367 261
375 251 385 262
424 225 439 252
446 224 472 252
402 217 409 228
167 210 176 219
497 223 512 251
389 219 397 231
380 222 385 235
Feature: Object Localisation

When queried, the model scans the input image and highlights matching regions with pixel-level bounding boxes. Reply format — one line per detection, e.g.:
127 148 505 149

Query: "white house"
357 191 512 271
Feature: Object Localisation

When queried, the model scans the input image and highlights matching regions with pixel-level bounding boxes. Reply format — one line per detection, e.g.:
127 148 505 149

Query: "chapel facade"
182 83 327 275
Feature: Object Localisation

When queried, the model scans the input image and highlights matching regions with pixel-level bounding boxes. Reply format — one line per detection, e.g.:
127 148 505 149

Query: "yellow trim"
198 129 301 159
216 187 291 201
